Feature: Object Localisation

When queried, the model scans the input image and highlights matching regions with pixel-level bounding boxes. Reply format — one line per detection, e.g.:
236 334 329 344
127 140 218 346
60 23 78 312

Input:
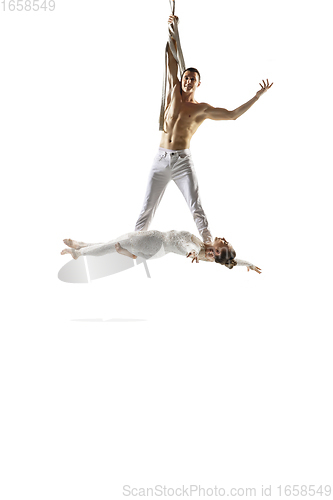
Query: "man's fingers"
259 79 275 90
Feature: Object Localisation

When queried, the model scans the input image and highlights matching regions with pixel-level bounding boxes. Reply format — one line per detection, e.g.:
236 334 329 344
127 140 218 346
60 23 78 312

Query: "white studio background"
1 0 332 499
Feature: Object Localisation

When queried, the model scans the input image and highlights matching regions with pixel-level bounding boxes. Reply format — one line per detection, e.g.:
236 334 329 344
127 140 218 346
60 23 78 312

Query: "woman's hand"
187 251 199 263
247 264 262 274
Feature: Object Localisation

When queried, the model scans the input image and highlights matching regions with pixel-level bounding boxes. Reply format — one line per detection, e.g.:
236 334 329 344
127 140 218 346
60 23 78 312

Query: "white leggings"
134 148 212 243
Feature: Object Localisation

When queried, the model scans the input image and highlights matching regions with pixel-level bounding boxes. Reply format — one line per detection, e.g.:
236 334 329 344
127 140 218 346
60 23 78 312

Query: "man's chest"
175 102 203 127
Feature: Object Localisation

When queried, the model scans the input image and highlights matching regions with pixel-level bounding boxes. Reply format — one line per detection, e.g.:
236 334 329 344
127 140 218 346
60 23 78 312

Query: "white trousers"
134 148 212 243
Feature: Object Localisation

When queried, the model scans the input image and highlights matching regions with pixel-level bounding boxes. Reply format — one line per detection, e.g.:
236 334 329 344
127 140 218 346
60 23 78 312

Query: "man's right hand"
168 15 179 26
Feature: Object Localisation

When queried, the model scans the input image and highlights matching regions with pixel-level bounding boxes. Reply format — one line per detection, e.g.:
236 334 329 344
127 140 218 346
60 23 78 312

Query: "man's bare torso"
160 83 207 150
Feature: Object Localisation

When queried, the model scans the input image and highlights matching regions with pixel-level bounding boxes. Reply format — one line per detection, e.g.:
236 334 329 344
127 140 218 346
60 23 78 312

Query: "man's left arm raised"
167 16 181 87
203 79 273 121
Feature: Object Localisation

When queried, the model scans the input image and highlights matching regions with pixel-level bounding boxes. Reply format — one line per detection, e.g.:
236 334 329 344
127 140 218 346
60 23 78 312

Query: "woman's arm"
233 259 262 274
184 235 203 263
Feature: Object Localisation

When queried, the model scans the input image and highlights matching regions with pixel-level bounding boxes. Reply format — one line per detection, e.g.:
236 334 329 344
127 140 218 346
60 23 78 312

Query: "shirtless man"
134 15 273 243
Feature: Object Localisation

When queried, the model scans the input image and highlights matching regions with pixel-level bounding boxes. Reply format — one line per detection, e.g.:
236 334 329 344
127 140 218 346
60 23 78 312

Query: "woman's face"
213 237 236 261
204 247 215 261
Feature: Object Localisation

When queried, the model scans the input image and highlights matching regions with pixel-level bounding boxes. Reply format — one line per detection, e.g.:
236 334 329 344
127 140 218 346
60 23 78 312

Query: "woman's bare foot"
63 239 88 250
61 248 79 260
115 242 137 259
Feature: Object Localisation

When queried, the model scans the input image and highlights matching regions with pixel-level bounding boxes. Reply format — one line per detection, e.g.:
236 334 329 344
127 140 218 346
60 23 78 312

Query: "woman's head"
213 237 237 268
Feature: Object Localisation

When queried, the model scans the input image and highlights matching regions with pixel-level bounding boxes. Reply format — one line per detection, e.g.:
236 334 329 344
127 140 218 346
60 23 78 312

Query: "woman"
61 230 261 273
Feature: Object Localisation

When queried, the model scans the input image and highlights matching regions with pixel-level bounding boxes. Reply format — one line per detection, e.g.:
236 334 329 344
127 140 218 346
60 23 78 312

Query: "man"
134 15 273 243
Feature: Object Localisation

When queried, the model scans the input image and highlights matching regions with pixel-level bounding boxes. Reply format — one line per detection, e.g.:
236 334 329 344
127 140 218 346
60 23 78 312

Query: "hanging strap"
159 0 186 131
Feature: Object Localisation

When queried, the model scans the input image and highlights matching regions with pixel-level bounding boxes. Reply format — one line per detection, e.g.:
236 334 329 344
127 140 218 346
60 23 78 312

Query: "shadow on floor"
71 318 147 322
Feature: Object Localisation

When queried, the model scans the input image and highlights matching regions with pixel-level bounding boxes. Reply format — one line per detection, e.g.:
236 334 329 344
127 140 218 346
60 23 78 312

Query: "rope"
159 0 186 131
169 0 175 15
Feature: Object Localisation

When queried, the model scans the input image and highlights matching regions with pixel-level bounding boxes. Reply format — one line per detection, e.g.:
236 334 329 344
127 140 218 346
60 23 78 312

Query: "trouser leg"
172 156 212 243
134 154 171 231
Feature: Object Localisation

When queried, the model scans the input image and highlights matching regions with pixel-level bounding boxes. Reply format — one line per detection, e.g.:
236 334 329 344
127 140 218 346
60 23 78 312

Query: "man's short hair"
181 67 201 82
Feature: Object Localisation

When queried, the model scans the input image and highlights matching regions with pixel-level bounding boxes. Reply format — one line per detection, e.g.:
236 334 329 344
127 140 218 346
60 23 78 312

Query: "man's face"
181 71 200 93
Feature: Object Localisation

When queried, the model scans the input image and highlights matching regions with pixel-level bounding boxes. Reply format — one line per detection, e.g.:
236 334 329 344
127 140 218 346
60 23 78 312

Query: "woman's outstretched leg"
61 239 105 259
63 239 102 250
115 243 137 259
61 237 133 260
61 247 79 259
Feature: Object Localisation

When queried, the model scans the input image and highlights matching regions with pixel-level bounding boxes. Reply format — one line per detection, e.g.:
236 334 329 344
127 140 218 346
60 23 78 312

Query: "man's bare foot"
63 239 88 250
61 248 79 260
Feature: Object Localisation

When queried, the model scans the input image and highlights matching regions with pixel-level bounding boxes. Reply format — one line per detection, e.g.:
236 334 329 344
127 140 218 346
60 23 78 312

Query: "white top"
78 230 257 270
120 230 203 260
